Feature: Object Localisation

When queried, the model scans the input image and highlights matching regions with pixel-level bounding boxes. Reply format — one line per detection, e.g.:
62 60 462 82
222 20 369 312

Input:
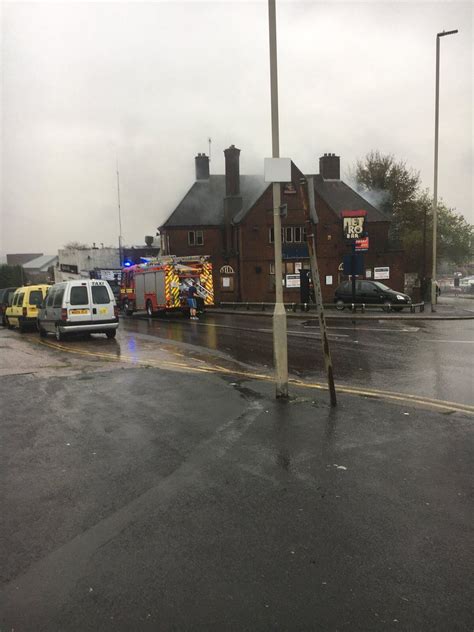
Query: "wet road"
1 317 473 630
117 312 474 406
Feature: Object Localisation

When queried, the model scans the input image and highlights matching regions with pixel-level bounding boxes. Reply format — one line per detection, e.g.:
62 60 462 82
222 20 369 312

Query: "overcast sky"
1 0 472 257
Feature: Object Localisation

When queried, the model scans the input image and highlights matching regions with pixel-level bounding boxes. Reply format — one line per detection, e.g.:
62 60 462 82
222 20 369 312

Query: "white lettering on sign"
343 216 365 239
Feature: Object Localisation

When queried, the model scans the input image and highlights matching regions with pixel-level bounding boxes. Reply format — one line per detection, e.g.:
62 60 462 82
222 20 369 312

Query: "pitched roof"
161 175 269 228
22 255 58 271
161 171 389 230
311 175 388 222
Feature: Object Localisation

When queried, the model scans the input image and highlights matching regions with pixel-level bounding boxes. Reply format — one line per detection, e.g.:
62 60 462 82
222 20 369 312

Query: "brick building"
160 146 405 304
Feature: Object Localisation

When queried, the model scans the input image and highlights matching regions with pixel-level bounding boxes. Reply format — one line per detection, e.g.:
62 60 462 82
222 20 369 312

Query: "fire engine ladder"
180 276 211 300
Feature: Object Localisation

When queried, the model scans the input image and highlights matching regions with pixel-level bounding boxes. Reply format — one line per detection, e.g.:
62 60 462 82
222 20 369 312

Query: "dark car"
0 287 18 326
334 280 412 311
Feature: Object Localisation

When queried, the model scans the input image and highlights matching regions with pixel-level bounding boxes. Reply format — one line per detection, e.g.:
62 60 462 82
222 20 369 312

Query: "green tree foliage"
352 151 473 267
354 150 420 218
0 265 27 289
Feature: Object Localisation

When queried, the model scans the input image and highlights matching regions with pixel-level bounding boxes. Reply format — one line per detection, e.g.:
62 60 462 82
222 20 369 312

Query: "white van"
37 280 119 341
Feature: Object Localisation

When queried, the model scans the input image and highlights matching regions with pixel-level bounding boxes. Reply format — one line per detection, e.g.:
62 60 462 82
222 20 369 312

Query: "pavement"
212 296 474 320
1 333 473 631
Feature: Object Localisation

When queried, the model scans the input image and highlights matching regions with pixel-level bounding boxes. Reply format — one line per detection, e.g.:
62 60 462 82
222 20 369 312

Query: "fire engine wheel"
146 300 153 318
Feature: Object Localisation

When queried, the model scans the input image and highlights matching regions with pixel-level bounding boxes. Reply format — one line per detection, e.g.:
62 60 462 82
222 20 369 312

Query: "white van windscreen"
92 286 110 304
70 286 89 305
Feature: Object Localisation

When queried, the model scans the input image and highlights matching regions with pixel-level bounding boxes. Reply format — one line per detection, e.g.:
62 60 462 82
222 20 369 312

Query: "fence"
219 301 425 314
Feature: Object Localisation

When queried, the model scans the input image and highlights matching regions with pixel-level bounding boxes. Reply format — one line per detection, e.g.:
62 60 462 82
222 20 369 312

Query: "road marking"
324 325 420 333
157 319 349 339
35 338 474 416
424 339 474 344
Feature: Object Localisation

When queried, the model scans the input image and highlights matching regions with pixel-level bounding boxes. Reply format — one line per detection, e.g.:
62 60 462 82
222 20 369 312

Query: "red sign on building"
355 236 369 251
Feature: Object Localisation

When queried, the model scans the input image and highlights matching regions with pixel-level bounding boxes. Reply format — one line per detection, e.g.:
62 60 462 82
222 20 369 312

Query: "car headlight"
396 294 405 300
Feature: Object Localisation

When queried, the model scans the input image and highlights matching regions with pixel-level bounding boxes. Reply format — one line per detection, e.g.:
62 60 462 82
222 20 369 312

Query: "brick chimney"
195 153 210 180
224 145 240 196
319 153 340 180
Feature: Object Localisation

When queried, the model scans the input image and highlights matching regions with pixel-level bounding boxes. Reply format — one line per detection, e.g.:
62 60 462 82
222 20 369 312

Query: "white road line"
424 339 474 344
315 325 420 333
193 321 348 338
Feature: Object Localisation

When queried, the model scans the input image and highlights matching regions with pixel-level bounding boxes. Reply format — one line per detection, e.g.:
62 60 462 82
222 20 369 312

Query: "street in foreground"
1 321 472 631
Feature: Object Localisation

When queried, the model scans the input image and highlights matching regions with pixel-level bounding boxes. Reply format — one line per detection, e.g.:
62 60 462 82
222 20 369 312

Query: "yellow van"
5 284 51 333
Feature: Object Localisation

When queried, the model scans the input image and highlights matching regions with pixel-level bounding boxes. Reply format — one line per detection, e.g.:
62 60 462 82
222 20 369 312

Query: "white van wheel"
55 325 63 341
106 330 116 339
146 300 153 317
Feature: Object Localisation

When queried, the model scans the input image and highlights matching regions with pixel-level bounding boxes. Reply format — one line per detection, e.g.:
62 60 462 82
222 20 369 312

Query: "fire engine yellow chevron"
202 263 214 305
120 255 214 315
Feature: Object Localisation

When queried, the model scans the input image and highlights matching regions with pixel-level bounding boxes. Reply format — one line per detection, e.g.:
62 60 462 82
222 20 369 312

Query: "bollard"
361 303 365 313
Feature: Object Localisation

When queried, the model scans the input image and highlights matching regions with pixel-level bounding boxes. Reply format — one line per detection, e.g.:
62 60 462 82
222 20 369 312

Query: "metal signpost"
431 29 458 312
299 178 337 407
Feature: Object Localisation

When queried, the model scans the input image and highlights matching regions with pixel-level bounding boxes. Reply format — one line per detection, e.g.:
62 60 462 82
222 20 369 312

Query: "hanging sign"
355 236 369 251
341 210 367 241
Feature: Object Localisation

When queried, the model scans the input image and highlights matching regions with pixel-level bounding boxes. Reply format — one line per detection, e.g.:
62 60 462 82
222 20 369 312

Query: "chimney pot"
319 153 340 180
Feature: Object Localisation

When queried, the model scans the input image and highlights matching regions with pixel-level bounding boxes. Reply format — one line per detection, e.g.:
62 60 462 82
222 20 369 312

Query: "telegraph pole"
268 0 288 398
299 178 337 406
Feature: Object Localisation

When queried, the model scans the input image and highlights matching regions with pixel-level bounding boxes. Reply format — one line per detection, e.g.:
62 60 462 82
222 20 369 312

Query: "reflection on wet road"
114 313 473 407
5 311 472 408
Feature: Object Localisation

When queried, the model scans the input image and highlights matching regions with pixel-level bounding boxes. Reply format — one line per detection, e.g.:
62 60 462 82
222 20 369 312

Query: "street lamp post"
431 29 458 312
116 158 124 268
268 0 288 398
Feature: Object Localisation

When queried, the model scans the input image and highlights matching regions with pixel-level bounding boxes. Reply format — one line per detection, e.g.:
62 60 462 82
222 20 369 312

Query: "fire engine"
120 255 214 316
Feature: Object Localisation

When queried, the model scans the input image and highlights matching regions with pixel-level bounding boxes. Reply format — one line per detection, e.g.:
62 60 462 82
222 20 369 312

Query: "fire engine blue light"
123 260 132 267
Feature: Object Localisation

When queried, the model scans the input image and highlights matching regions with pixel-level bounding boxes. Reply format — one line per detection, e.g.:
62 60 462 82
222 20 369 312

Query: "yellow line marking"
35 339 474 416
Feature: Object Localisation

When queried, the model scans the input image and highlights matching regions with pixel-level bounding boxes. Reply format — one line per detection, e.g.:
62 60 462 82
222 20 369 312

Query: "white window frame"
188 230 204 246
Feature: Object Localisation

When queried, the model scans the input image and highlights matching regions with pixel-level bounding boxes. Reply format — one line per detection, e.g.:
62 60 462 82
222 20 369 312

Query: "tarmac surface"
1 324 473 631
